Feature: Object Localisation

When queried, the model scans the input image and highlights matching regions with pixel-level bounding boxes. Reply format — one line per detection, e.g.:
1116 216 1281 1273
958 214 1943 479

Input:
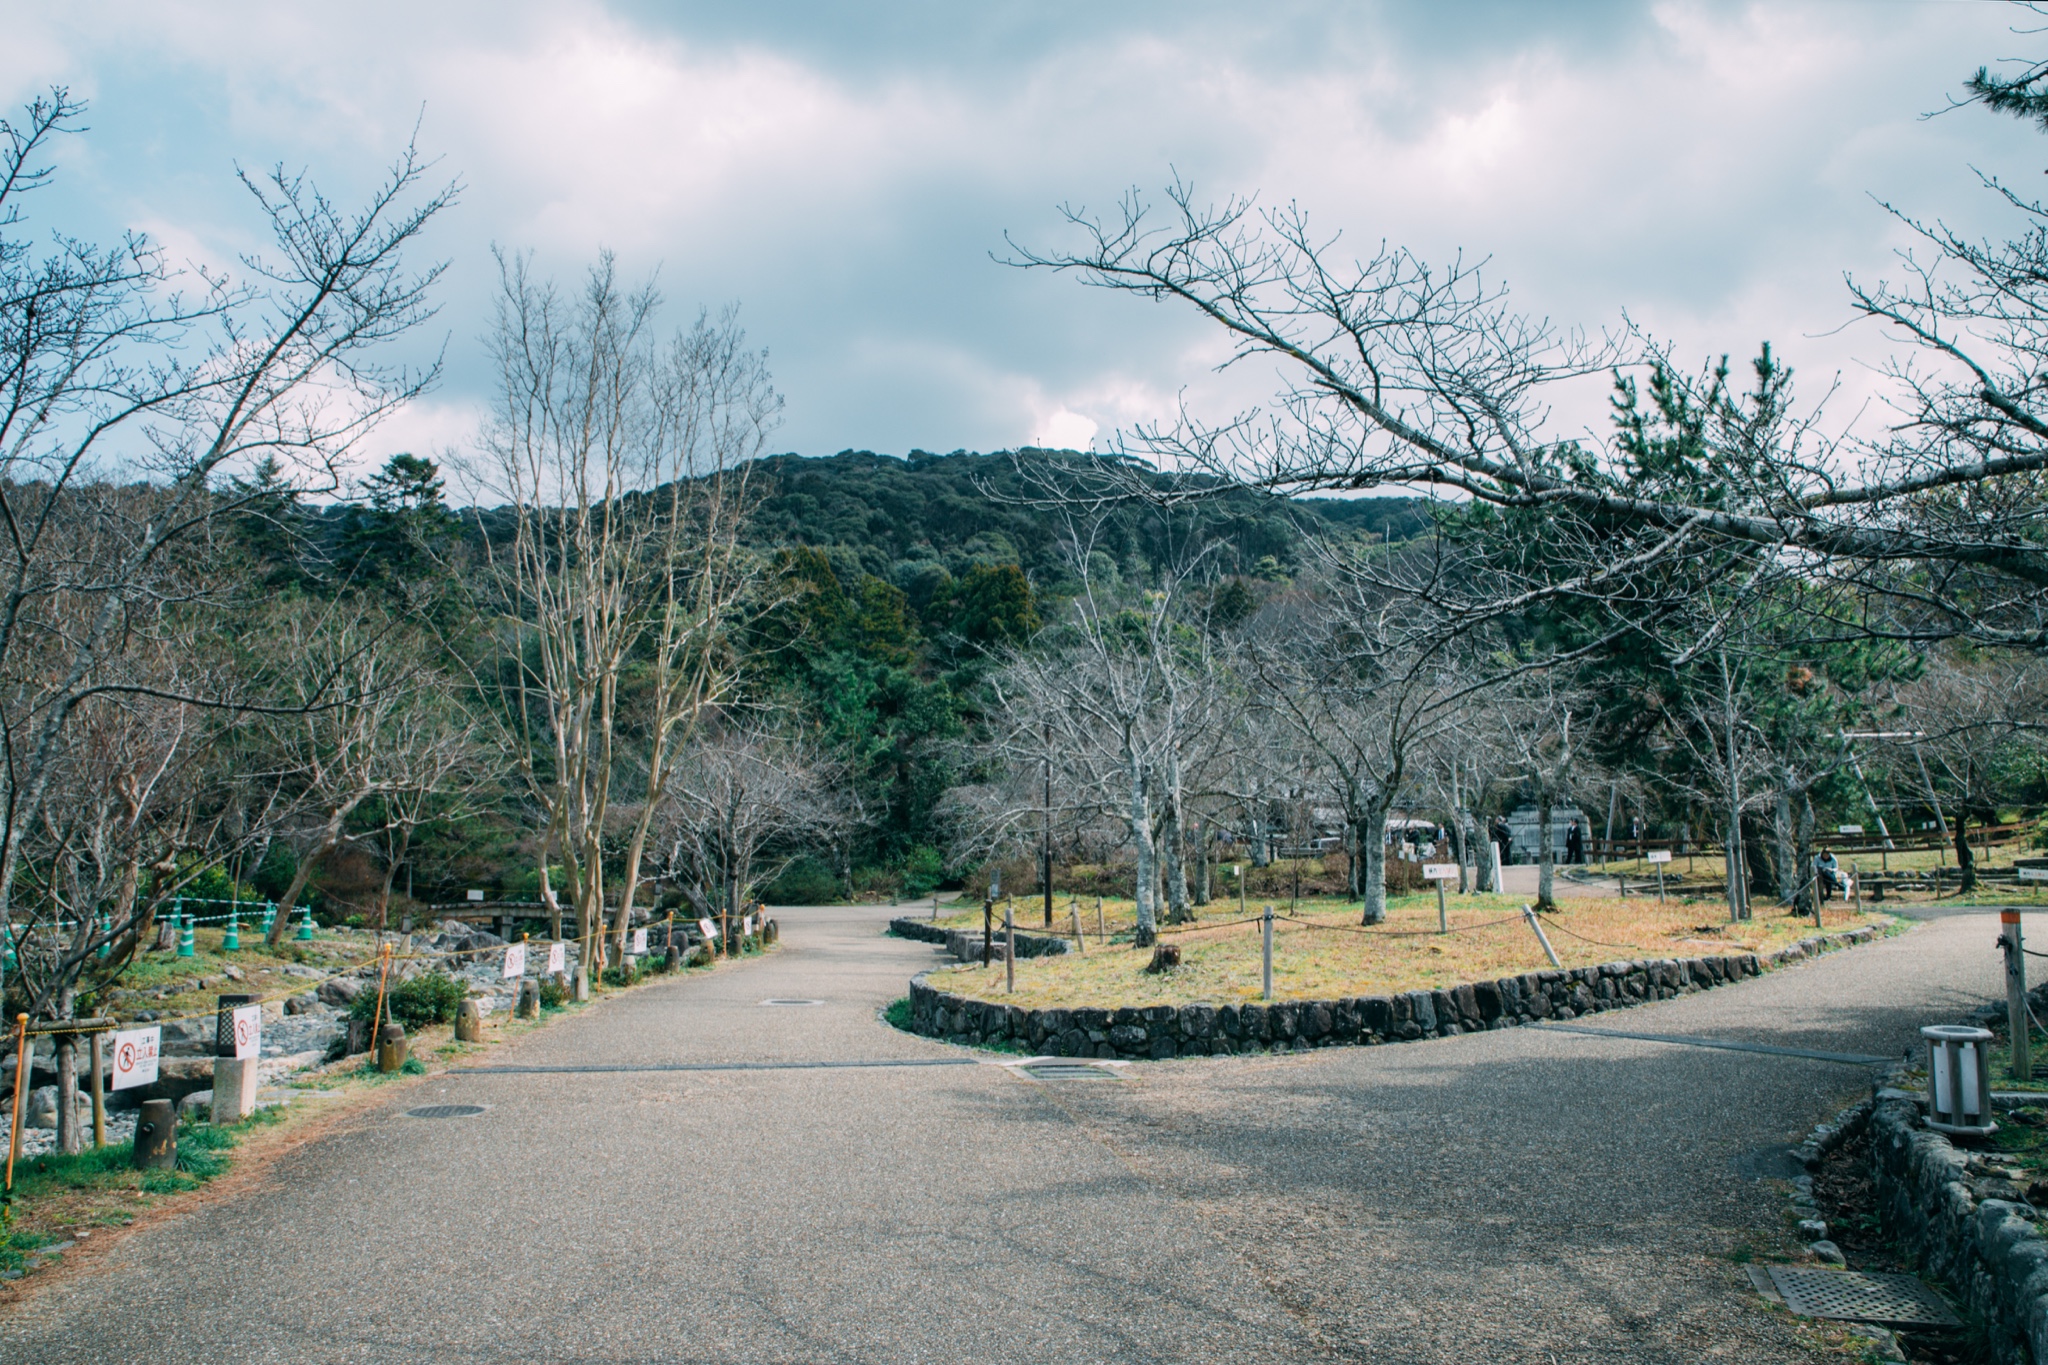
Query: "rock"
316 977 365 1007
1809 1239 1846 1265
178 1090 214 1123
222 965 245 981
159 1018 215 1057
1798 1218 1829 1239
284 994 320 1015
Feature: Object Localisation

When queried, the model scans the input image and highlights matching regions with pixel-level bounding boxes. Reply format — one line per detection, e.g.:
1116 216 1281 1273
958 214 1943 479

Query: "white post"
1524 903 1562 969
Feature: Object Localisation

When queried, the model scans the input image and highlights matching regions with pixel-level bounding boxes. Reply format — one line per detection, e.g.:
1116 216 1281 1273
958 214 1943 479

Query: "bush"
600 961 638 987
348 972 467 1032
537 977 567 1009
900 846 945 898
761 856 838 905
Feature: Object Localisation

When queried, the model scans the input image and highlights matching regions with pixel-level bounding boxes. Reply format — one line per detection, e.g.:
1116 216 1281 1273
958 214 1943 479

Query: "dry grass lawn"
927 890 1893 1009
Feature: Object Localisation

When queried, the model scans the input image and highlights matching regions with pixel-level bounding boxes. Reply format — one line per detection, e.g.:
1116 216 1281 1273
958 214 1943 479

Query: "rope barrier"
1275 911 1527 940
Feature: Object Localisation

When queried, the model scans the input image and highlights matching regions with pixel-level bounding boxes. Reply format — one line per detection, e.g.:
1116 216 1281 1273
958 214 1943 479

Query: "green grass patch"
882 997 912 1031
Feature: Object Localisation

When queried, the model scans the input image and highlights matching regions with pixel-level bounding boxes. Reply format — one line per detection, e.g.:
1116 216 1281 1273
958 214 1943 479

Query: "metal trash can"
1923 1024 1997 1137
215 994 256 1057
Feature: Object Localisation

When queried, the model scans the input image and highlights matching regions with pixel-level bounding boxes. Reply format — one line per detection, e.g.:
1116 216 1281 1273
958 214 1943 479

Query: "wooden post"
1004 904 1015 994
1096 897 1105 945
6 1014 27 1198
1524 904 1562 969
1436 878 1448 934
982 897 993 967
1071 902 1085 954
1262 904 1274 1002
370 943 393 1044
89 1030 105 1150
2006 911 2031 1082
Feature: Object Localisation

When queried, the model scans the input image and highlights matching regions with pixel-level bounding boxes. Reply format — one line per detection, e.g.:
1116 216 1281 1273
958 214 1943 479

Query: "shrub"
537 977 567 1009
761 856 838 905
348 972 467 1032
600 961 638 987
900 846 944 898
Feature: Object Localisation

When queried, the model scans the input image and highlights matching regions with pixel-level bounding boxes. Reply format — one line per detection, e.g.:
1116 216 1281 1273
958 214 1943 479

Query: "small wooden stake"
1004 904 1015 993
2006 911 2031 1082
89 1030 105 1150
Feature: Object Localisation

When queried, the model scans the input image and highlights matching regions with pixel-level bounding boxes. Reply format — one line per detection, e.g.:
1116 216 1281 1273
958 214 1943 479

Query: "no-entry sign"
502 943 526 978
110 1026 161 1090
230 1005 261 1060
546 941 566 974
698 918 718 942
631 928 647 954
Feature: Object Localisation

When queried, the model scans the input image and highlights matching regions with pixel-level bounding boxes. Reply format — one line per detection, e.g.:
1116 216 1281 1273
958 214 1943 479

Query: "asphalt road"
0 900 2010 1363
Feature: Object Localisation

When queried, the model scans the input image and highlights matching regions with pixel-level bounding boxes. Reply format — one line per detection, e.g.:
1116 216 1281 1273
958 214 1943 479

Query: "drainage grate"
1766 1266 1959 1326
405 1104 486 1120
760 999 824 1007
1020 1062 1119 1082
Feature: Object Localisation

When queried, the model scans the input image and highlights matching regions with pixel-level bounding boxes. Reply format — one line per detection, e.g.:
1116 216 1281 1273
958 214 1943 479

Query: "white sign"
546 942 566 974
1838 824 1865 835
2021 867 2048 882
503 943 527 978
743 914 756 935
466 889 485 902
109 1026 160 1091
631 928 648 954
698 917 719 942
1646 850 1673 865
1421 864 1459 881
230 1005 261 1060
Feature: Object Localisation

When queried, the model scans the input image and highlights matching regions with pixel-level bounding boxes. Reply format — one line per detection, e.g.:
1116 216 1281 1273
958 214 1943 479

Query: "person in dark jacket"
1565 819 1585 865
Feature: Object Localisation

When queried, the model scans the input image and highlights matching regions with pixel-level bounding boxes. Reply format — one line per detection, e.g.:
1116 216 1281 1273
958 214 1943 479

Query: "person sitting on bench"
1814 849 1842 902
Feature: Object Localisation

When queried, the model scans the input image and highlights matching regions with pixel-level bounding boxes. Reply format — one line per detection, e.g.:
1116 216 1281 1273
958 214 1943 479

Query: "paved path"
0 901 2012 1363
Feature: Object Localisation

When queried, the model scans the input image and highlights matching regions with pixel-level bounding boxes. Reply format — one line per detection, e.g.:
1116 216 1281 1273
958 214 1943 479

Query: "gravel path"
0 901 2009 1363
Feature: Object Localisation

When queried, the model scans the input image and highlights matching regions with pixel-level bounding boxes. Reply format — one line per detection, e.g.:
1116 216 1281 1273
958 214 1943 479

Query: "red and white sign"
631 928 647 954
546 942 566 974
1421 864 1459 881
743 915 756 935
698 918 719 942
110 1026 161 1091
1647 850 1673 865
230 1005 261 1060
503 943 527 978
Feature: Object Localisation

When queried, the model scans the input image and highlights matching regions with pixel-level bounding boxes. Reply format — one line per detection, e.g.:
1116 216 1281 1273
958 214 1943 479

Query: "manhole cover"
1733 1144 1807 1180
1020 1062 1119 1082
1766 1266 1959 1326
760 999 824 1007
405 1105 486 1120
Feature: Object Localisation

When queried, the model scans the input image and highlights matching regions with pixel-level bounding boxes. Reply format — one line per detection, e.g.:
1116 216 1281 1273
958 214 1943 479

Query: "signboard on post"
1646 850 1673 865
546 942 566 974
230 1005 261 1060
2021 868 2048 883
1838 824 1865 835
110 1026 160 1091
466 889 485 902
503 943 526 978
1421 864 1459 881
631 928 647 955
743 914 756 936
698 918 719 942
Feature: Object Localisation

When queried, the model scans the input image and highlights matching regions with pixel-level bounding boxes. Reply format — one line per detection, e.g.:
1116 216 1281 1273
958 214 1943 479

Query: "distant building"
1504 805 1586 864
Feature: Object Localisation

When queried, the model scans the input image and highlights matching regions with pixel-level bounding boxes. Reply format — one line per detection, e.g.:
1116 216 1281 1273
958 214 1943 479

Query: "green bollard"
261 901 275 937
177 911 195 957
222 908 240 952
295 905 314 941
97 914 111 959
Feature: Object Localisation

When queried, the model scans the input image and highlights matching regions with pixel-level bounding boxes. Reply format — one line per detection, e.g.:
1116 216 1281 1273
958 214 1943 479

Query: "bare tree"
655 721 832 937
470 254 776 992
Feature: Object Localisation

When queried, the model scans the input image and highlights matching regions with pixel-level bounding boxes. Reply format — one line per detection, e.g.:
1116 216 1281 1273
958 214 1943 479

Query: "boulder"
284 993 321 1015
177 1090 214 1123
316 977 365 1007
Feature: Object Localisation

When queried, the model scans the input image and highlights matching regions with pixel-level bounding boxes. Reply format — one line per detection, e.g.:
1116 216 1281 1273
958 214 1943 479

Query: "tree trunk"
1161 787 1191 924
1536 800 1556 911
54 985 78 1155
1250 807 1269 868
1793 793 1817 915
1130 758 1156 948
1194 824 1211 906
1359 801 1390 925
1773 789 1798 907
1347 816 1364 901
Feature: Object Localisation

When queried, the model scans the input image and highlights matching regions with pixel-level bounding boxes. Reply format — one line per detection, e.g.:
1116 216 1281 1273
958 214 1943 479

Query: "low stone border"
904 923 1887 1058
887 916 1070 961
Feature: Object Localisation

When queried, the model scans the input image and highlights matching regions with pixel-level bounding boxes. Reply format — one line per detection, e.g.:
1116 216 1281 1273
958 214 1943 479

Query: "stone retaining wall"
888 916 1070 960
1870 1087 2048 1364
905 924 1885 1058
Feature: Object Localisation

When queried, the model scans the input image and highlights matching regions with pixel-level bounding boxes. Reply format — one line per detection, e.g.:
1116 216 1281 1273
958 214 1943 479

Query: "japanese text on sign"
503 943 527 978
231 1005 261 1060
631 928 647 954
547 942 566 974
1421 864 1459 881
110 1026 160 1090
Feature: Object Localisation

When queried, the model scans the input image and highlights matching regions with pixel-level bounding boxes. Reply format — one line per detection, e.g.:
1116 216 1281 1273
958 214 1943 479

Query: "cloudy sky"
6 1 2045 471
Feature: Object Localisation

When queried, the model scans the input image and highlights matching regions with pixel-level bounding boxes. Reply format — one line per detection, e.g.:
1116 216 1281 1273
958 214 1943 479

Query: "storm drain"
405 1105 486 1120
1020 1062 1120 1083
760 999 825 1007
1764 1266 1959 1326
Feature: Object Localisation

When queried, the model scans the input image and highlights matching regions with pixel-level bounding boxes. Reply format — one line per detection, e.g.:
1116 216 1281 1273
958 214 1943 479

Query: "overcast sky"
7 1 2046 473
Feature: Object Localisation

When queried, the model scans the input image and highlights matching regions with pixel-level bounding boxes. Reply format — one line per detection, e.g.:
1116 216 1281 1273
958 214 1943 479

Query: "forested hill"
738 449 1431 590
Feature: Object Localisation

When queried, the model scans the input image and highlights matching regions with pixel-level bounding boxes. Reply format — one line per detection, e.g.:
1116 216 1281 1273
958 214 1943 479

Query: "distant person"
1492 817 1512 867
1565 819 1585 865
1815 849 1842 901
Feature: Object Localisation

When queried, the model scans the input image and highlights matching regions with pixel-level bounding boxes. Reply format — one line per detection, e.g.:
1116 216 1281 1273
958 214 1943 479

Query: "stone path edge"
903 923 1891 1060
